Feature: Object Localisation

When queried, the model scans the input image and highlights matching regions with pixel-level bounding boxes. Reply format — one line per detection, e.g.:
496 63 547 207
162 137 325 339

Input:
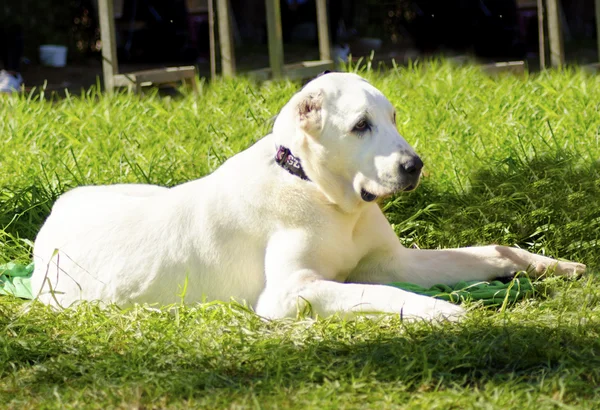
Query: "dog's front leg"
352 243 586 288
398 245 586 287
347 210 586 287
255 229 464 321
255 269 464 321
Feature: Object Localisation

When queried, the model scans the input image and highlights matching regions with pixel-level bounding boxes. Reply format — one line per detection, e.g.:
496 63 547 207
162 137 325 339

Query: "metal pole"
595 0 600 62
316 0 331 61
546 0 565 67
537 0 546 69
208 0 217 79
98 0 118 93
217 0 236 76
265 0 284 79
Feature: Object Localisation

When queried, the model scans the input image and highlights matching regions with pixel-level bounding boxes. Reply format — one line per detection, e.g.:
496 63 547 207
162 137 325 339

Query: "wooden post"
546 0 564 67
537 0 546 69
265 0 284 79
208 0 217 79
596 0 600 63
217 0 235 76
98 0 118 93
315 0 331 61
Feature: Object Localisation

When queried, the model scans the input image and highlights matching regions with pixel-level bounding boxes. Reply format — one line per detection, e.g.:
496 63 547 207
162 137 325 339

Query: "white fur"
31 73 586 321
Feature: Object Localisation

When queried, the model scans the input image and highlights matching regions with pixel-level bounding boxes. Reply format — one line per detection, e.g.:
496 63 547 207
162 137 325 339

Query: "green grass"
1 61 600 408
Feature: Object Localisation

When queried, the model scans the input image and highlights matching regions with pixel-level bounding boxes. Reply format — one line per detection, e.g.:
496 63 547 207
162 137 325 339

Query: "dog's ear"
297 91 323 137
316 70 332 77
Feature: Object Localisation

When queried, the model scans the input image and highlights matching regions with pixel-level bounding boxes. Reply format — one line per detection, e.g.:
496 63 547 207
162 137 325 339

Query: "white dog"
31 72 585 320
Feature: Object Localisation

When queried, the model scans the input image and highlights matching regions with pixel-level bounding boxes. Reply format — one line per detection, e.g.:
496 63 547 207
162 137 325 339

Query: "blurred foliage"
0 0 99 62
356 0 416 43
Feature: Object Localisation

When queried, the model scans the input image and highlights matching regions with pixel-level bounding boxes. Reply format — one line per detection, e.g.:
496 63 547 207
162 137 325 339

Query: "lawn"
1 61 599 409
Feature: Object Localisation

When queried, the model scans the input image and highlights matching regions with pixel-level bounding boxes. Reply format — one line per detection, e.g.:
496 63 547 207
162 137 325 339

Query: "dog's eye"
353 119 369 132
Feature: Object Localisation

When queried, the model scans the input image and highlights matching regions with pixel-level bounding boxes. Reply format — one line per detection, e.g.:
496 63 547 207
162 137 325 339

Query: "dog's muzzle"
360 155 423 202
398 155 423 192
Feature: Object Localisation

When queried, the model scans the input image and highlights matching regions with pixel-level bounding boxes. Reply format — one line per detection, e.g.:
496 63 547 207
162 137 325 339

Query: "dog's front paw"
555 260 586 277
402 295 466 323
533 257 586 278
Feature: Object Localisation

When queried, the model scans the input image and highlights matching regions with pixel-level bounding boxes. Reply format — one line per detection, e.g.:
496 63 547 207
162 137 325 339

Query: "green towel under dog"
0 262 34 300
387 277 534 306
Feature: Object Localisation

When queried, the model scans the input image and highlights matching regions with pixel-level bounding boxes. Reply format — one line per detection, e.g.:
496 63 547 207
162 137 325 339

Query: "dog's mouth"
360 189 378 202
361 183 417 202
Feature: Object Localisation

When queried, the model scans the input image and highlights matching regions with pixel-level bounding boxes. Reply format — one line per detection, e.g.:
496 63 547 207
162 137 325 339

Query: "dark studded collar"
275 146 310 181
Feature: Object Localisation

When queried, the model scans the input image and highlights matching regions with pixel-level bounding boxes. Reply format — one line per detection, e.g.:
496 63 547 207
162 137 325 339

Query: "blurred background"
0 0 598 92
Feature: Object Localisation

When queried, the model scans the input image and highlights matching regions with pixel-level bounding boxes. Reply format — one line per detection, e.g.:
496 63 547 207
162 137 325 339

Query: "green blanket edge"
387 277 534 306
1 262 534 306
0 262 35 300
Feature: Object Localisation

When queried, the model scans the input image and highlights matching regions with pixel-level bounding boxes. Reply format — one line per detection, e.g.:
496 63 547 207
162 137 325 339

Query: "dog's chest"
308 213 367 281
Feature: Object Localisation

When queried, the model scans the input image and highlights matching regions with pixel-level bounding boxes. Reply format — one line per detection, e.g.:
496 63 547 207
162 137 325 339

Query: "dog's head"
273 72 422 211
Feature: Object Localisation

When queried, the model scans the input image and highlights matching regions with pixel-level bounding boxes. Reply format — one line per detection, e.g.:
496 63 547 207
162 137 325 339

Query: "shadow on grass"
3 312 599 401
0 183 61 263
0 183 58 239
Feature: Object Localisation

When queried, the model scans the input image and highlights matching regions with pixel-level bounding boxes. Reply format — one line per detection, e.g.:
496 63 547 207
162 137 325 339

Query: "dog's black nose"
401 156 424 175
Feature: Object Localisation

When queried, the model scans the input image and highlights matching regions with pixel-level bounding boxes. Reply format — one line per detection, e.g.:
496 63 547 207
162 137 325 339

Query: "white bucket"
39 45 68 67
